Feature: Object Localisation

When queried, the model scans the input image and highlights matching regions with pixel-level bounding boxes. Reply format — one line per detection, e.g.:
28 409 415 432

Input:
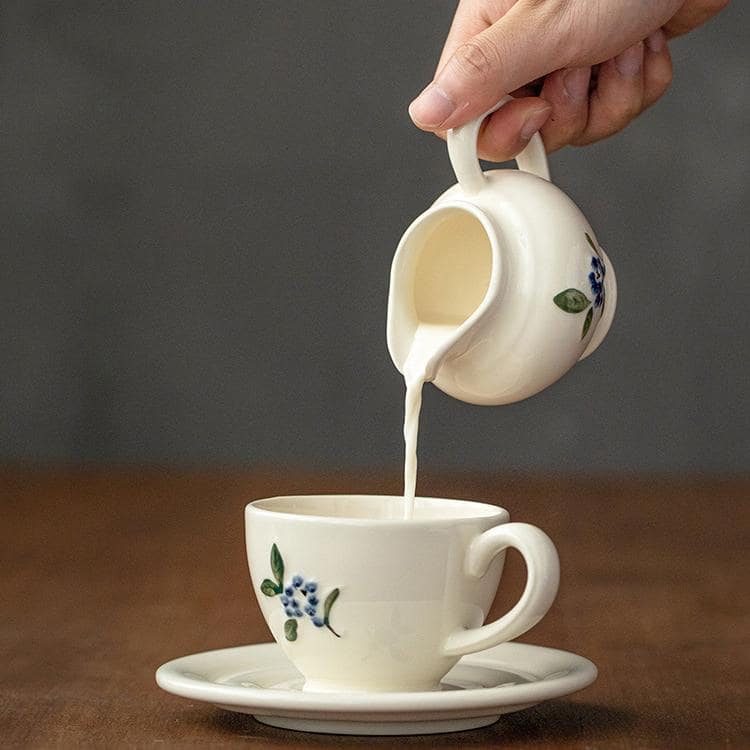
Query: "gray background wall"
2 2 748 473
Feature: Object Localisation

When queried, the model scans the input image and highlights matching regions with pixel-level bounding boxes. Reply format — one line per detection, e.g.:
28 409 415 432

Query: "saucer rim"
155 641 597 716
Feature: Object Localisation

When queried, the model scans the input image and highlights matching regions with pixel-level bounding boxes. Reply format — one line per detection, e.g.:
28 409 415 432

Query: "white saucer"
156 641 597 735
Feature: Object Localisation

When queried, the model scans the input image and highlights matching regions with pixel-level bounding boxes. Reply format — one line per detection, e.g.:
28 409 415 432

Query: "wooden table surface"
1 469 747 748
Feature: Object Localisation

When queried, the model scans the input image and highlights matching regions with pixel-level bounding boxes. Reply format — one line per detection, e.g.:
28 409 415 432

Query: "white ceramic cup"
246 495 559 693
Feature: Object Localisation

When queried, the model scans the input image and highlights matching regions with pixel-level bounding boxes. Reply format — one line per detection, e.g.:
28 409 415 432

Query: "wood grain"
1 469 748 748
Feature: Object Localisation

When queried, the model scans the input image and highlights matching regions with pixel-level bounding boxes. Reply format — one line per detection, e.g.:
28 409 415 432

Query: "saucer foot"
252 713 499 735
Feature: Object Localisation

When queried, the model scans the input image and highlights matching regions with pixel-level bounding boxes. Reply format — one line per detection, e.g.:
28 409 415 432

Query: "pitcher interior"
413 208 493 327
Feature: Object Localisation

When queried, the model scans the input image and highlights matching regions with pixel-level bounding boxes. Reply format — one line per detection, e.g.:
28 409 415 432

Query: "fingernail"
615 43 644 77
646 29 665 54
563 67 591 100
408 83 455 128
520 105 552 141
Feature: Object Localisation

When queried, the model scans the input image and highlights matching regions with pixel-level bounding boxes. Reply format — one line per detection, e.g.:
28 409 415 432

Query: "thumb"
409 3 566 131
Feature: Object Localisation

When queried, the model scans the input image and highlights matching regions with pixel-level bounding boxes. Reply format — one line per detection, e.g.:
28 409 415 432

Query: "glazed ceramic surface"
155 641 597 735
387 98 617 405
245 495 559 693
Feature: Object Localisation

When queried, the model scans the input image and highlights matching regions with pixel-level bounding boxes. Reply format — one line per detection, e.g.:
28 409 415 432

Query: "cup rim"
245 494 509 526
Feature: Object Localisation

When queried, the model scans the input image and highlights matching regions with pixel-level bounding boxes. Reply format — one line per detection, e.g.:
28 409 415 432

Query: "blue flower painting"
589 255 606 309
553 232 607 339
259 543 341 641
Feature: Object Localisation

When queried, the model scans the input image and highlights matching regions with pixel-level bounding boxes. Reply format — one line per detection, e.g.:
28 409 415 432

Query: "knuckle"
653 62 673 92
588 94 641 139
696 0 731 19
545 119 582 151
644 63 672 108
665 0 730 37
521 0 567 12
478 130 516 162
662 19 688 37
524 0 582 59
453 38 499 83
614 104 641 129
613 87 643 123
539 131 568 154
571 132 597 147
566 115 591 146
623 98 643 121
598 97 640 128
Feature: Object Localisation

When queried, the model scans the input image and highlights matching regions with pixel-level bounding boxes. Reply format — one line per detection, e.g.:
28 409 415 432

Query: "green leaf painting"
553 232 608 339
270 543 284 586
582 307 593 339
284 619 298 641
259 544 341 641
553 289 591 313
323 588 341 638
260 578 281 597
585 232 598 255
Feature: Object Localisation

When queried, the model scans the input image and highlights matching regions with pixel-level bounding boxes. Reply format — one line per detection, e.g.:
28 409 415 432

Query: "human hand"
409 0 729 159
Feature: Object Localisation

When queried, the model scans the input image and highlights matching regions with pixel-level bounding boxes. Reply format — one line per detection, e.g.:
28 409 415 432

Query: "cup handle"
447 95 550 195
442 522 560 657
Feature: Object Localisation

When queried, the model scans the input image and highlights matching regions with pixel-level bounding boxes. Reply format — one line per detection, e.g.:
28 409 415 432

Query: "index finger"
435 0 515 75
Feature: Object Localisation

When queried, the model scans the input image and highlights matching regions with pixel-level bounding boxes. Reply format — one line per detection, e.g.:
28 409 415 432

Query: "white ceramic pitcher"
387 100 617 405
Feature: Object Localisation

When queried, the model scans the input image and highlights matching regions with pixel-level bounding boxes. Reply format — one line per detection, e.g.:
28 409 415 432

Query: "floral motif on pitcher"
553 232 607 339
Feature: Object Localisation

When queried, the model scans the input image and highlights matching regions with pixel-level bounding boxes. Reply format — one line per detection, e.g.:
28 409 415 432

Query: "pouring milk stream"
388 99 618 518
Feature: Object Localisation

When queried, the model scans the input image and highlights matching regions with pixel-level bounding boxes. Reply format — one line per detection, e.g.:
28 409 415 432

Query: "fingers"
434 31 671 161
571 33 672 146
408 0 682 133
474 97 552 161
537 67 592 153
663 0 730 38
573 42 646 146
642 30 673 109
422 22 673 160
433 97 553 162
409 2 564 131
434 1 492 76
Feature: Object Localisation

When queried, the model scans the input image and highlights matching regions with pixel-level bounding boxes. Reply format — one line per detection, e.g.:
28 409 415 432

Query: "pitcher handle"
442 522 559 657
447 95 550 195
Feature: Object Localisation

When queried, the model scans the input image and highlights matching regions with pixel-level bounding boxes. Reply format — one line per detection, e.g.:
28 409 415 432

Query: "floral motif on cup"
553 232 607 339
260 543 340 641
